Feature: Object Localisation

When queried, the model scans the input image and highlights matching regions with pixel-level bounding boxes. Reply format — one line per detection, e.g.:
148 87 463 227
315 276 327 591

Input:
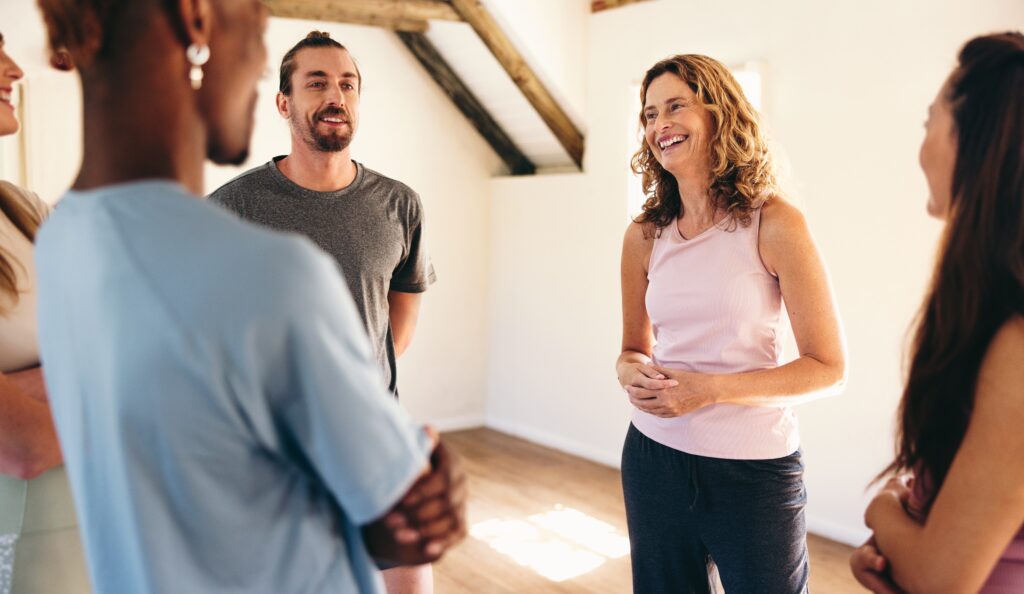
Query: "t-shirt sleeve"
389 194 436 293
271 244 432 524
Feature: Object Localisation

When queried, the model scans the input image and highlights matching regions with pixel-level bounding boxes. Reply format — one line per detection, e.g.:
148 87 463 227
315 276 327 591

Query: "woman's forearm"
0 372 62 480
709 355 846 407
617 350 653 376
868 495 932 592
868 492 995 594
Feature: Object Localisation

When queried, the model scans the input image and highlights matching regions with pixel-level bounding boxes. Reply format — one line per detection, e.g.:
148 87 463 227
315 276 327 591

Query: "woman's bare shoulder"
759 195 808 238
623 219 659 245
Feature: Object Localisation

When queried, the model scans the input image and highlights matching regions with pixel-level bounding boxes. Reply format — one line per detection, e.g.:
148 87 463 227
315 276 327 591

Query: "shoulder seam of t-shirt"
360 166 424 235
360 165 419 199
207 163 273 199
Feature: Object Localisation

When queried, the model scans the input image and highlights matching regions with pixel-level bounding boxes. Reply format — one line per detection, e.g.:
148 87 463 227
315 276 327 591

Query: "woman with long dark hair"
851 31 1024 594
0 31 90 594
617 54 846 593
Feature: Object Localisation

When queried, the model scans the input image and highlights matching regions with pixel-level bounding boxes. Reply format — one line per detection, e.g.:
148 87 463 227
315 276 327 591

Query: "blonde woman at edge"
0 32 90 594
617 54 846 593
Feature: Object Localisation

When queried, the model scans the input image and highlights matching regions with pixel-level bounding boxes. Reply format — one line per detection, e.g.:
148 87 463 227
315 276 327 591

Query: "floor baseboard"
483 417 622 468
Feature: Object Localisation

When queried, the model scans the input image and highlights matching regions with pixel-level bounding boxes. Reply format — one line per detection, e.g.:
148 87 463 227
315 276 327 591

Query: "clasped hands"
617 362 716 418
363 427 468 566
850 475 914 594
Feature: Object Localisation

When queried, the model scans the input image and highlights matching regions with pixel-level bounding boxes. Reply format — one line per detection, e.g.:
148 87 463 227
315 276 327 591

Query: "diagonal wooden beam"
591 0 654 13
264 0 461 32
397 31 535 175
448 0 585 169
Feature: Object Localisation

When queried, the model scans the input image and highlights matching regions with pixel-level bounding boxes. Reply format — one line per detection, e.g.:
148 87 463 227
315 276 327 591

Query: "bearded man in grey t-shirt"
208 32 437 593
210 31 435 398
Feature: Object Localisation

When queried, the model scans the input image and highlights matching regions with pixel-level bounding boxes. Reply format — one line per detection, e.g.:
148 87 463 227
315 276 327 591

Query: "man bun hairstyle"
279 31 361 96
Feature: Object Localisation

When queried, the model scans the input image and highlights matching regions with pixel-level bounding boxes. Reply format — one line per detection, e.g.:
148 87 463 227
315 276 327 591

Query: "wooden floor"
435 428 863 593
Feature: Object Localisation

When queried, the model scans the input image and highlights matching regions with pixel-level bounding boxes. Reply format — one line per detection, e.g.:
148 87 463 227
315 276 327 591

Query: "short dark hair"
279 31 361 96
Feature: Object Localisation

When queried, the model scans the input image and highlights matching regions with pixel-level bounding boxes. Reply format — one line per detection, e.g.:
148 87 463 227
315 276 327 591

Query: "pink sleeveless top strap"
909 468 1024 593
632 207 799 460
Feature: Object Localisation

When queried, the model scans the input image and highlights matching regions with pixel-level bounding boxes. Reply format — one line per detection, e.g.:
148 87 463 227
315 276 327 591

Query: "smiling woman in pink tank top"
851 32 1024 594
616 54 846 594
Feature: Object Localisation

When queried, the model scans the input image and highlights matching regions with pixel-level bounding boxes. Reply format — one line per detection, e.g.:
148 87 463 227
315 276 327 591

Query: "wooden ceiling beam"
397 31 535 175
591 0 653 13
264 0 461 32
448 0 585 169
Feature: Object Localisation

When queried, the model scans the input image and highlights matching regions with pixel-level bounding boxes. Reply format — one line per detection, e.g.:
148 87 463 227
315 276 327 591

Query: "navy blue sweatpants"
621 424 809 594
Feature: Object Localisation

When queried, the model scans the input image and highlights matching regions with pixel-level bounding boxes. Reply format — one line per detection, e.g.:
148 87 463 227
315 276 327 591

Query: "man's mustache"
315 106 349 121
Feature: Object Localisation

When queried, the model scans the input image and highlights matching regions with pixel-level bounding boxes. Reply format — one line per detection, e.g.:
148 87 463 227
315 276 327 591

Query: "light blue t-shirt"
34 181 432 594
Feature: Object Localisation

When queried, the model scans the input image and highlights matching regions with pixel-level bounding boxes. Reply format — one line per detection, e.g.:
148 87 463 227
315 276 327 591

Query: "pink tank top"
632 208 800 460
909 468 1024 592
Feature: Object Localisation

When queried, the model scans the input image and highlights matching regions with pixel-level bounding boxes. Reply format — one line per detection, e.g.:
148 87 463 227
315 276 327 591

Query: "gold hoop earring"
186 44 210 90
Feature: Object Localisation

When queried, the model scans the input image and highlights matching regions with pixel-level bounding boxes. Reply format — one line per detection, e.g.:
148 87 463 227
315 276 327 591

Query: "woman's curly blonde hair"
631 54 778 232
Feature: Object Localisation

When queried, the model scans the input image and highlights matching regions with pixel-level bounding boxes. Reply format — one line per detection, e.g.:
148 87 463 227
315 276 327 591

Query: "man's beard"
294 105 353 152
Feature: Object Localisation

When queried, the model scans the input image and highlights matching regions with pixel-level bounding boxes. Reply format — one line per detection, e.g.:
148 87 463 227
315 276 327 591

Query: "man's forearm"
388 291 423 358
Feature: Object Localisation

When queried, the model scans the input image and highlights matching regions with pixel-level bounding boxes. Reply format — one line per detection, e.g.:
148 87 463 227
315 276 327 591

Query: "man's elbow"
393 333 414 358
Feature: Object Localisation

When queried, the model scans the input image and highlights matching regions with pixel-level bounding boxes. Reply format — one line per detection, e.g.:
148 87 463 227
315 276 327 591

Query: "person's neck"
674 172 717 227
277 141 357 192
74 54 206 196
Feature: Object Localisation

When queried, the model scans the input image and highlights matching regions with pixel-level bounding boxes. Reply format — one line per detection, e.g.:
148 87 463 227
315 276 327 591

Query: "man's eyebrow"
301 70 358 81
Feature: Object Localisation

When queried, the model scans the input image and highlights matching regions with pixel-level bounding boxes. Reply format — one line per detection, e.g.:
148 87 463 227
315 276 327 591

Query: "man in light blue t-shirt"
31 1 466 593
38 182 447 593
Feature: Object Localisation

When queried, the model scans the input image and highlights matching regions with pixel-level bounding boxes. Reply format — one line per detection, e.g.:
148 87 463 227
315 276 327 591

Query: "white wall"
3 2 502 429
485 0 1024 545
205 18 504 430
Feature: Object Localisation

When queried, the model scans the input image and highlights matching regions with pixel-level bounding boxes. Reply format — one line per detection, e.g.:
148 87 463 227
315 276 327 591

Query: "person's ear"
48 49 74 71
276 92 290 119
170 0 214 90
173 0 212 48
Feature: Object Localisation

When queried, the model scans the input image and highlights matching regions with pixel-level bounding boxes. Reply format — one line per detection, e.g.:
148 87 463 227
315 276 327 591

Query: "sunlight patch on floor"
469 504 630 582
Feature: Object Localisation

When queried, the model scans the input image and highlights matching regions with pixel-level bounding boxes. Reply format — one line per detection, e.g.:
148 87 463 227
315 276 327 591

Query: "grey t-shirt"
209 158 435 394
